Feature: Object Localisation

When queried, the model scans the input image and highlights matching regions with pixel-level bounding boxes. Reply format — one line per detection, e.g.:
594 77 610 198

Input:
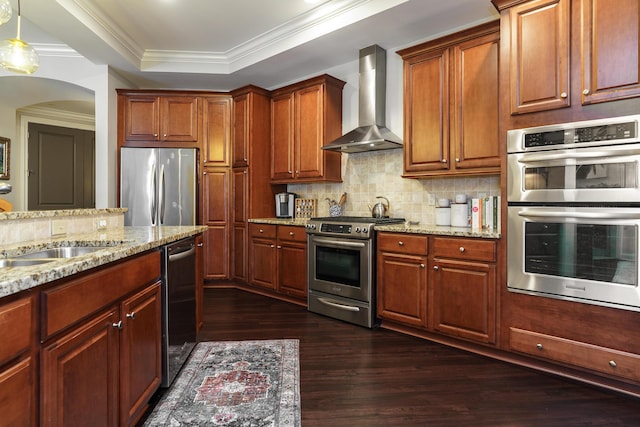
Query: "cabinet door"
271 93 295 181
403 48 450 174
203 96 231 166
431 258 496 344
0 357 36 427
232 93 250 167
295 84 324 180
124 96 160 141
250 237 277 290
120 282 162 427
160 96 199 142
195 234 205 332
451 31 500 171
581 0 640 104
277 241 307 299
232 225 247 281
202 169 230 279
509 0 570 114
377 252 428 328
41 308 120 427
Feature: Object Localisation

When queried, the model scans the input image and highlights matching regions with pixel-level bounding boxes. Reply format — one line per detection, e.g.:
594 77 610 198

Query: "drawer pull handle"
126 312 136 320
277 245 282 249
459 246 465 253
560 92 568 98
112 321 123 329
398 241 404 246
433 265 439 271
289 231 294 236
270 244 275 248
259 229 264 233
420 263 425 269
609 360 617 368
536 343 543 350
583 89 590 95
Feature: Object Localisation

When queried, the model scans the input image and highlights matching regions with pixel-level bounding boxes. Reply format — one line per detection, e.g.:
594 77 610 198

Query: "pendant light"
0 0 39 74
0 0 12 25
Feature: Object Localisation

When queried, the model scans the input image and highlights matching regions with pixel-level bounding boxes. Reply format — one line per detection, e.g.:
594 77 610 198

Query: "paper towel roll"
451 203 469 227
435 207 451 226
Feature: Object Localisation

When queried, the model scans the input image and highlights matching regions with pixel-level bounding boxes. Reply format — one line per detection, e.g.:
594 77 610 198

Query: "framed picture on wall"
0 137 9 179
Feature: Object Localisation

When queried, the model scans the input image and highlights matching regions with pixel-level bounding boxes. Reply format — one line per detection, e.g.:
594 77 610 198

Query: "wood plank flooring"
196 288 640 426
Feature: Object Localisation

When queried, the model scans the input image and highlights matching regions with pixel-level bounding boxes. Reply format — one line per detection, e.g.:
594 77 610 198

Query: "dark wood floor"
196 288 640 426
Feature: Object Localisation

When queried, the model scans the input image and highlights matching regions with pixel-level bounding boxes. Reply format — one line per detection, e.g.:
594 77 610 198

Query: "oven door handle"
518 209 640 220
517 147 640 164
310 237 367 248
317 297 361 312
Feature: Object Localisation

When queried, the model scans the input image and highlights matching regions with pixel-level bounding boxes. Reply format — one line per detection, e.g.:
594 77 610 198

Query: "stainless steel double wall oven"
507 115 640 311
306 216 404 328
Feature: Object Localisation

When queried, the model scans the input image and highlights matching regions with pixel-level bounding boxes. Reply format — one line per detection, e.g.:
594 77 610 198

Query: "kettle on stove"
368 196 389 218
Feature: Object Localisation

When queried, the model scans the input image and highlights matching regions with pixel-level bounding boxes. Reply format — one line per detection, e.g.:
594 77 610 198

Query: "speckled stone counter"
375 223 500 239
248 218 309 226
0 225 207 298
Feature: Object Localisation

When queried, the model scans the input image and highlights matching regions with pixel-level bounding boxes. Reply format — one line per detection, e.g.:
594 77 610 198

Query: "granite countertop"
249 217 500 238
0 225 207 298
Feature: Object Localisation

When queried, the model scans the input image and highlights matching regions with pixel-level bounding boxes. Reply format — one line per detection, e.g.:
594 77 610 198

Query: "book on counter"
471 196 501 232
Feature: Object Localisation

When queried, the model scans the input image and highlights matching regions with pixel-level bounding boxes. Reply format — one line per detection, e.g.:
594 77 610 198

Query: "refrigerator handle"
159 164 166 224
151 162 157 225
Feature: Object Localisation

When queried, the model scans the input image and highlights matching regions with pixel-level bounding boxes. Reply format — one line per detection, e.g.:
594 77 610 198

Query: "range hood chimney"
322 45 403 153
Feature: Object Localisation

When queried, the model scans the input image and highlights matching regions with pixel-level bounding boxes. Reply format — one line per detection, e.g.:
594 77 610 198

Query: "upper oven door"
507 143 640 203
507 206 640 311
307 234 373 302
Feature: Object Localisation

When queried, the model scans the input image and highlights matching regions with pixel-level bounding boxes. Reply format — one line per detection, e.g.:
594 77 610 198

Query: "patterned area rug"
143 339 300 426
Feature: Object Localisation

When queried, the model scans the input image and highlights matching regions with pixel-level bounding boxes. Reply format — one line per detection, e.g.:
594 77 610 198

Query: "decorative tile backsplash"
288 150 500 225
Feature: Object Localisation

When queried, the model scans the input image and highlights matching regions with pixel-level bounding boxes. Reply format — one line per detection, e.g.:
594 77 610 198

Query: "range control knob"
362 228 369 234
355 227 361 233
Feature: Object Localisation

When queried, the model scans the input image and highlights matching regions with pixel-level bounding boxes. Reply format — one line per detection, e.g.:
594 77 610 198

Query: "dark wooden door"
28 123 95 210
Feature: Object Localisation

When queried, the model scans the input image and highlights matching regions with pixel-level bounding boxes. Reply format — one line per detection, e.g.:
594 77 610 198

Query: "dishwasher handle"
168 243 195 262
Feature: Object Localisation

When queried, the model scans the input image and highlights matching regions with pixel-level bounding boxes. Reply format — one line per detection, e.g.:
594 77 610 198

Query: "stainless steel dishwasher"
161 236 196 387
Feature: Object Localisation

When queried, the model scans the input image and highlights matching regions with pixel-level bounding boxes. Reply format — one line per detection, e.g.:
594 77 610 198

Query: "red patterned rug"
143 340 300 426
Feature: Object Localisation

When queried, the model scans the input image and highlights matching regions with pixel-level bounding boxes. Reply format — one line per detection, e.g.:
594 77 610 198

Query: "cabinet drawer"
42 251 161 340
432 237 495 262
378 233 427 255
249 223 276 239
277 225 306 243
510 327 640 383
0 296 32 365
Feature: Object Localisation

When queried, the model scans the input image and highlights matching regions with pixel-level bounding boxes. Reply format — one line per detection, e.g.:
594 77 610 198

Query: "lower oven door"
307 234 373 303
507 206 640 311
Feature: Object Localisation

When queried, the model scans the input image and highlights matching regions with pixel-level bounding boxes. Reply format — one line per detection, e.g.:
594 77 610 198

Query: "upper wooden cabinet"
398 21 500 177
580 0 640 104
202 96 232 166
508 0 570 114
270 75 345 183
117 91 201 147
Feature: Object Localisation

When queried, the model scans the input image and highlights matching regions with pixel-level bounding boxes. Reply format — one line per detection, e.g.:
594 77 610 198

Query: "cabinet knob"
243 170 247 174
163 133 167 137
536 343 543 350
609 360 617 368
288 170 293 174
455 158 460 162
126 312 136 320
270 244 275 248
153 133 158 137
398 241 404 246
289 231 294 236
259 229 264 233
244 158 248 162
433 265 439 271
112 321 123 329
441 159 447 163
197 243 204 247
560 92 568 98
420 263 425 268
277 245 282 249
583 89 590 95
459 246 465 253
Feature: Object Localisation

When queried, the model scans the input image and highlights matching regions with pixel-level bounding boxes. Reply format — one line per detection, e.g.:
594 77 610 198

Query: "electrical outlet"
428 194 436 206
95 219 107 230
51 220 67 236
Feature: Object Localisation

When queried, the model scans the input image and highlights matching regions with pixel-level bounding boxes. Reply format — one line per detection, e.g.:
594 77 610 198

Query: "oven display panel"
320 224 352 234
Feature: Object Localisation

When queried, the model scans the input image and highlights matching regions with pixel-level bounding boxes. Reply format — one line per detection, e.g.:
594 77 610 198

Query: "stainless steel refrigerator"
120 147 197 226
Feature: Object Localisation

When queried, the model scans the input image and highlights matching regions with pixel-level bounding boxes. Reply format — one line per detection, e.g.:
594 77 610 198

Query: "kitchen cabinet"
276 225 307 299
40 251 162 427
398 21 500 177
195 234 204 333
117 92 200 146
230 86 284 283
270 75 344 183
377 233 428 328
249 223 308 302
203 95 232 166
0 294 36 427
493 0 640 114
431 237 497 345
202 169 231 279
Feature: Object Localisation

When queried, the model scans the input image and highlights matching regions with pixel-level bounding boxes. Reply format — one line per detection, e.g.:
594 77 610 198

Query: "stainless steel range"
306 216 405 328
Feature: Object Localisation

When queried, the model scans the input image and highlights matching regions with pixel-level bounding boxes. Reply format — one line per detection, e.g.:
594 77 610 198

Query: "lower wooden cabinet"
249 223 307 301
0 294 36 427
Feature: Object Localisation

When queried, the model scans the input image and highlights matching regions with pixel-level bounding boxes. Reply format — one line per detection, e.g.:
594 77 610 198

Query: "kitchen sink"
15 246 112 259
0 259 57 268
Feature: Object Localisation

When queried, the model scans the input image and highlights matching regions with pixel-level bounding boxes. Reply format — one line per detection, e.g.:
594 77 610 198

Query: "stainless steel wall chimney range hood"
322 45 403 153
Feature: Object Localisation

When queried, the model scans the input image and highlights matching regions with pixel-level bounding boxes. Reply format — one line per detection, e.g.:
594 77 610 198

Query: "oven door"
507 143 640 203
507 206 640 311
307 234 373 302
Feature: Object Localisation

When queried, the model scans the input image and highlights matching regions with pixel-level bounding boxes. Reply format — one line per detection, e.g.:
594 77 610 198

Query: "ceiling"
0 0 499 112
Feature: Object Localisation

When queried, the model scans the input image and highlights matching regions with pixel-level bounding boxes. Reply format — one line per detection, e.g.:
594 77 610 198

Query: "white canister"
435 207 451 226
451 203 469 227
